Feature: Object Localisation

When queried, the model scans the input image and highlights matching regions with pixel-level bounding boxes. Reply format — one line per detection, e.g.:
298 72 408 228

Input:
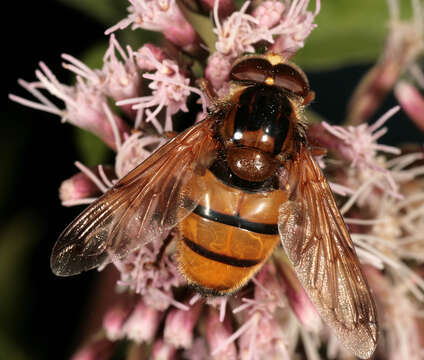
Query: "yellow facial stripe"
266 53 285 65
265 77 274 86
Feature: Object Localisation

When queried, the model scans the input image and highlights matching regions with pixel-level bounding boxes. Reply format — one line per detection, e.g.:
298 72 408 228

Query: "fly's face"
230 54 310 99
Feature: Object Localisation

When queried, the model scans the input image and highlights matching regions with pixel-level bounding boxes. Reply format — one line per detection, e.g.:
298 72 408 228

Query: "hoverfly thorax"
219 54 311 183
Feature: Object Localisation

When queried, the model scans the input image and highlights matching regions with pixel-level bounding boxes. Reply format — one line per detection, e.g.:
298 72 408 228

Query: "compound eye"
230 58 271 83
273 63 309 98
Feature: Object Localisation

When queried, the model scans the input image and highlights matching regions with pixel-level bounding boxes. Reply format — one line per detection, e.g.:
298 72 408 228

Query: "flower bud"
394 81 424 132
254 263 285 314
275 255 322 332
162 21 199 51
136 44 167 72
205 52 232 90
347 0 423 125
206 308 237 360
238 313 288 360
164 301 203 349
252 0 285 28
103 300 134 341
59 166 115 205
160 5 201 54
151 339 176 360
199 0 235 18
183 338 210 360
59 172 101 205
122 300 162 343
346 61 401 125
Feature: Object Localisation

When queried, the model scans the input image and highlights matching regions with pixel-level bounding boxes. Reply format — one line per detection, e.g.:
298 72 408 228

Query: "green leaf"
73 127 111 166
177 0 217 52
57 0 126 24
293 0 413 70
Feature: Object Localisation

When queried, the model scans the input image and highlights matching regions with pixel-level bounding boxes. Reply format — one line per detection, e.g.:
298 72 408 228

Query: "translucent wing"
51 118 218 276
278 147 378 359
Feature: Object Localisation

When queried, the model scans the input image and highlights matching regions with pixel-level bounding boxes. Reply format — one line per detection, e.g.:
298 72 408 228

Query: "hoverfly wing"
278 147 378 359
51 118 218 276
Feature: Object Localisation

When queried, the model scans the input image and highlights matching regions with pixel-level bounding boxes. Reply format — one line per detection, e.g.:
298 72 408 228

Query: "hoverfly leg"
303 90 315 105
163 131 179 140
310 146 327 157
197 78 219 106
152 232 175 267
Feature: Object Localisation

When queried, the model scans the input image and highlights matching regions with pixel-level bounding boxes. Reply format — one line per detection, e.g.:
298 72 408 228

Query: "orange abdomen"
178 169 287 294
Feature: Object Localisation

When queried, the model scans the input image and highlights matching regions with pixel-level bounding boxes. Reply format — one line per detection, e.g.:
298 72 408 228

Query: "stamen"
212 313 259 356
74 161 108 193
103 102 122 149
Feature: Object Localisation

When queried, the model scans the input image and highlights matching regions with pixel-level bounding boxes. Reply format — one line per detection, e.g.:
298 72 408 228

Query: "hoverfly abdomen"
178 169 287 294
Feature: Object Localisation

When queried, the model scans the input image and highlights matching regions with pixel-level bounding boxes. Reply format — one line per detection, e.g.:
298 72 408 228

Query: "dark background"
2 1 422 359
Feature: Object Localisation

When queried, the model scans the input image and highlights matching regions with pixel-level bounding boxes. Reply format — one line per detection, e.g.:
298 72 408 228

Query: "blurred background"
2 0 422 359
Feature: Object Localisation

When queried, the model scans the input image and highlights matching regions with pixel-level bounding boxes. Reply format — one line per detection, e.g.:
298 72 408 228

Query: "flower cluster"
9 0 424 359
206 0 320 89
347 0 424 128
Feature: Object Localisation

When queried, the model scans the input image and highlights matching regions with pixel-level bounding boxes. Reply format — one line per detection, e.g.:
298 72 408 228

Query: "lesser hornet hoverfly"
51 53 378 359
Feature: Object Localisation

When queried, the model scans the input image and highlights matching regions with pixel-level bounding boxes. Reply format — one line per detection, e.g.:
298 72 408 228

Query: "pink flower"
115 132 165 178
183 338 210 360
208 0 320 89
318 108 406 205
136 43 167 71
205 52 232 90
102 35 141 102
59 171 102 206
11 0 424 358
152 339 177 360
112 233 185 311
347 0 423 124
252 0 286 29
321 107 401 172
106 0 199 49
59 166 115 206
270 0 320 57
275 255 322 332
164 301 203 349
122 299 162 343
213 1 263 57
394 80 424 132
60 35 141 119
103 300 134 341
199 0 235 18
118 48 206 131
206 308 237 360
9 62 129 150
238 313 290 360
365 267 424 360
